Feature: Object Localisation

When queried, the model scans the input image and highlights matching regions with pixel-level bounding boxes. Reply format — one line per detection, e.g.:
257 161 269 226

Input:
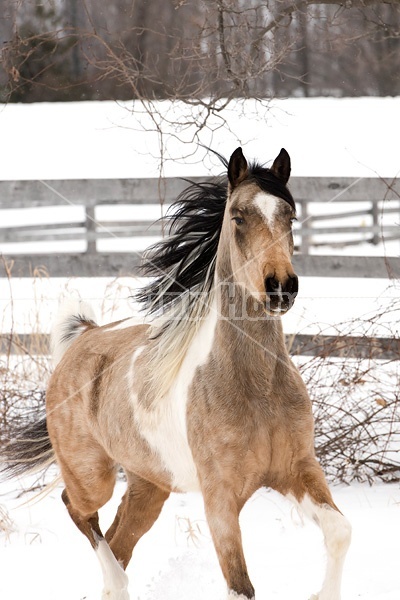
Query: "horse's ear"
228 147 249 189
271 148 291 185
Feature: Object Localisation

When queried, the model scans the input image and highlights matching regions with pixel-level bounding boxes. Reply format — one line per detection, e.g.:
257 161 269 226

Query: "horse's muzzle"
264 274 298 314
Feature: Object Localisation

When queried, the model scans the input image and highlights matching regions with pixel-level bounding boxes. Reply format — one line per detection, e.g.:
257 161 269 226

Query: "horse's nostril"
265 277 279 294
265 275 298 311
285 274 298 297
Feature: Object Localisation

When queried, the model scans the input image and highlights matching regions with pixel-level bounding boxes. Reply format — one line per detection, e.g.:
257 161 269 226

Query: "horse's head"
225 147 298 316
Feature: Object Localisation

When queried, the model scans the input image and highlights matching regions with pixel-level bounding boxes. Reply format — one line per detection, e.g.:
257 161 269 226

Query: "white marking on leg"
227 590 255 600
253 192 278 228
96 539 130 600
300 494 351 600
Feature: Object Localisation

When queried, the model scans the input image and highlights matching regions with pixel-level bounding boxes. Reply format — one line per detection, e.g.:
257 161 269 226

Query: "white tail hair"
51 299 97 366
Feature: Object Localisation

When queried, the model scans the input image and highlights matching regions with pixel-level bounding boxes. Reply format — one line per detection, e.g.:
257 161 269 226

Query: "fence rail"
1 252 399 279
0 176 399 255
1 176 399 205
1 332 399 360
1 176 399 359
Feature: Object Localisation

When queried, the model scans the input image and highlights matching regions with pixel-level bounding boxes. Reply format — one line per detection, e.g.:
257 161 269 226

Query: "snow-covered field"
1 97 400 599
0 477 399 600
1 97 400 180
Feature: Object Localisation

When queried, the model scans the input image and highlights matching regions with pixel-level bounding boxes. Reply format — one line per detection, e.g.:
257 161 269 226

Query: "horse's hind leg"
290 457 352 600
57 440 129 600
105 472 170 569
62 489 129 600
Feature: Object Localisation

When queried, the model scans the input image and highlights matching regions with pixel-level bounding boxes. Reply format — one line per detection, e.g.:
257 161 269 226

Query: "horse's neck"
215 243 283 339
214 276 287 385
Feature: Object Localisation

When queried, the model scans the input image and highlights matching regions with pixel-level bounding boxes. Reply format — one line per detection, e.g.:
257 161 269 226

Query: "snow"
0 97 399 180
0 98 399 338
1 478 400 600
1 97 400 599
1 97 400 259
1 274 398 341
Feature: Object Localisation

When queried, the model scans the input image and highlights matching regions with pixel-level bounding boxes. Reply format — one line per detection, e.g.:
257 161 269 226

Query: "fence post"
300 199 311 254
85 204 96 254
371 200 380 245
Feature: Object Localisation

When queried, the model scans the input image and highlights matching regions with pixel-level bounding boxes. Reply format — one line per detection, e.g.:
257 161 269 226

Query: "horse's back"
46 318 150 442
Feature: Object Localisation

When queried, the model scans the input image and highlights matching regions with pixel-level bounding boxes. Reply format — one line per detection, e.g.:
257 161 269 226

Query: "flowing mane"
135 156 296 401
136 176 227 323
136 155 295 324
136 175 227 400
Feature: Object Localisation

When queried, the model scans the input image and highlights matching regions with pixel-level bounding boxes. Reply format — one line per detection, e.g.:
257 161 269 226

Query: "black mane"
136 155 295 315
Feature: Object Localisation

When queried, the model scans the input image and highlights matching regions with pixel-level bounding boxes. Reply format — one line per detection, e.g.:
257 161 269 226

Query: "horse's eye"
290 216 297 225
232 216 245 226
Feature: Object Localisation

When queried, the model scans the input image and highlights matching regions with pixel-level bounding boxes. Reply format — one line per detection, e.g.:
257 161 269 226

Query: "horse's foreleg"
106 473 169 569
290 458 352 600
302 498 351 600
202 485 255 600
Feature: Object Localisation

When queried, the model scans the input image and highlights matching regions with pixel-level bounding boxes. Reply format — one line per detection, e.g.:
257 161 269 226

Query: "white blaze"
253 191 278 228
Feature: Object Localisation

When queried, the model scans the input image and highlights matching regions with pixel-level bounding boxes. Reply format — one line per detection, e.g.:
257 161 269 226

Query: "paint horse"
5 148 351 599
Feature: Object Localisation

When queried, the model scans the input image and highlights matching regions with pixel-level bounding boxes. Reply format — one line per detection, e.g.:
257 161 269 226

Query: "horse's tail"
51 299 98 366
1 300 98 482
1 406 55 480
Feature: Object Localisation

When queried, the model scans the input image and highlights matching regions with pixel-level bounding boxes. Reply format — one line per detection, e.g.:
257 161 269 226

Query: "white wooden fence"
0 176 399 357
0 176 399 261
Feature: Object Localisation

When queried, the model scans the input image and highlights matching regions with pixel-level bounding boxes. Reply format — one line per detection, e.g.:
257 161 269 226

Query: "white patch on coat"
296 494 352 600
126 347 145 389
96 539 130 600
131 299 218 492
253 191 278 228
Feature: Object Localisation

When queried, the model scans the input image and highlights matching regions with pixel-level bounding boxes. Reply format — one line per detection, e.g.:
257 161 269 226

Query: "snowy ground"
1 97 400 599
1 477 400 600
1 97 400 180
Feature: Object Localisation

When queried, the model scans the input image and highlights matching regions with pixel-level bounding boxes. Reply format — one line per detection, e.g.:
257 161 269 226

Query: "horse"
3 147 351 600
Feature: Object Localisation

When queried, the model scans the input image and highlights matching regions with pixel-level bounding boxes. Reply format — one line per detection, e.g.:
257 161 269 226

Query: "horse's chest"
134 389 200 493
131 309 218 493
